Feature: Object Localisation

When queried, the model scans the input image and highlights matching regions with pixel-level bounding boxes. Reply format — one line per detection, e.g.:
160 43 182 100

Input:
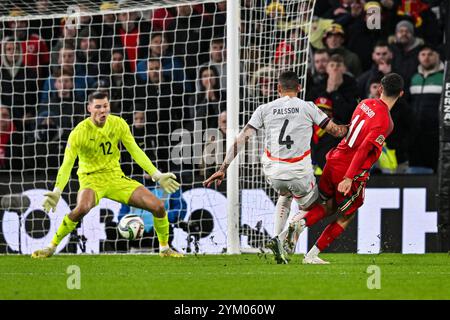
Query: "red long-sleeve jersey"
326 98 394 180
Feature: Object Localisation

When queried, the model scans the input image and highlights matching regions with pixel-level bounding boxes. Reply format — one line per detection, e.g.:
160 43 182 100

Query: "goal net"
0 0 315 254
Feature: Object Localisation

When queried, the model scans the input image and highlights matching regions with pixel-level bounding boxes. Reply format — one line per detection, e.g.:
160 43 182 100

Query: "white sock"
160 244 169 251
274 195 292 237
277 228 289 243
306 245 321 258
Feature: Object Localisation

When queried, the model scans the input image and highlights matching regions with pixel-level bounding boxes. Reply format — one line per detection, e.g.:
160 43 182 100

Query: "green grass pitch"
1 253 450 299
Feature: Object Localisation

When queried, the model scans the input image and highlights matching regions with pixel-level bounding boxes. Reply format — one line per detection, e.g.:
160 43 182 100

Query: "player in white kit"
203 71 348 263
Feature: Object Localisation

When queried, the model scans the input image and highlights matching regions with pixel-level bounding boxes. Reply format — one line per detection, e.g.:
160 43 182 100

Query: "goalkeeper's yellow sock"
50 215 78 247
153 214 169 249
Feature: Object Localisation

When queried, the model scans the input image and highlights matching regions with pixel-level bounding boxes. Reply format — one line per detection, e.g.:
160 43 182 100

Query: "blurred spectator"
38 66 85 143
257 2 295 56
357 41 395 98
201 110 227 178
121 109 157 178
309 53 358 125
310 97 341 173
322 23 362 77
41 43 91 104
136 58 184 172
274 26 309 68
240 0 265 44
150 8 175 31
98 1 119 59
407 44 444 174
264 1 287 32
0 37 38 131
189 65 226 135
136 32 185 86
274 40 296 67
76 4 95 30
395 0 441 46
248 66 277 104
309 49 330 89
54 42 76 70
198 38 226 91
166 5 213 92
324 0 354 26
114 182 187 252
288 26 315 70
367 76 383 99
103 49 136 121
27 115 62 171
76 28 109 85
242 45 261 82
314 0 339 17
345 1 384 71
265 1 312 34
376 0 397 34
30 0 60 48
390 19 423 90
115 10 151 73
25 69 83 171
218 110 227 135
0 106 15 169
6 8 50 78
367 76 412 173
209 1 227 38
309 16 334 50
50 19 79 69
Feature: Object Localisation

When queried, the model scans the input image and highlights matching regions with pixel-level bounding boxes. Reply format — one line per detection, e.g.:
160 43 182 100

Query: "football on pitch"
118 214 145 240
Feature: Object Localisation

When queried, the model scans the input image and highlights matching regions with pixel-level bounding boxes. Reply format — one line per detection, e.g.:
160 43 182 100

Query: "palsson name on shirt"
272 106 300 116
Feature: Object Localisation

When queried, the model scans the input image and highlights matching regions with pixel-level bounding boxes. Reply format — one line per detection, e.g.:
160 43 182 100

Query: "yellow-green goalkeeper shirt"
54 115 158 190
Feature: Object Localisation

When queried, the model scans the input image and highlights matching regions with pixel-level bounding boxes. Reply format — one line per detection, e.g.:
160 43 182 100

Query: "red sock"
316 222 345 251
303 204 326 227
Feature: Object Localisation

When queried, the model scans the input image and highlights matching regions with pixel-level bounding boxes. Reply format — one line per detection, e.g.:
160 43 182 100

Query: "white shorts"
266 174 318 210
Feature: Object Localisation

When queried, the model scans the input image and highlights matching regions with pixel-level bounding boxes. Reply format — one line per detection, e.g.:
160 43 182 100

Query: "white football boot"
302 255 330 265
284 218 306 254
267 237 290 264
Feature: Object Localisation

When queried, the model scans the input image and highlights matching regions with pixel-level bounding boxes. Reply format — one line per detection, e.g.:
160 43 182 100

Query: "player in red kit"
283 73 404 264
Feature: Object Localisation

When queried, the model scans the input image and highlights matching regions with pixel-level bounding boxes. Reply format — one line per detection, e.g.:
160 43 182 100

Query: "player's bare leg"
128 186 166 218
32 189 96 258
69 189 97 221
303 213 355 265
128 186 183 257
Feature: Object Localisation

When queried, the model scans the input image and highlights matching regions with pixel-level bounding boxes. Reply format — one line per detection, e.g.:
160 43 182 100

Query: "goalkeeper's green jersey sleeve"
55 115 158 190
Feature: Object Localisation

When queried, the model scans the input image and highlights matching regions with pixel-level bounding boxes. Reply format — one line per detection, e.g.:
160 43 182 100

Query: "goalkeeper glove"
42 187 62 213
151 171 180 194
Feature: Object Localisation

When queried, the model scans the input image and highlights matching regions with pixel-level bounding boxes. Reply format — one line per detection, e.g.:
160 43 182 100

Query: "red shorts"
318 160 367 216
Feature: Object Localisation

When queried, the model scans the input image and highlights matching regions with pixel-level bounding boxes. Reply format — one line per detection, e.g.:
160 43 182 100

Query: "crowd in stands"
0 0 447 181
308 0 445 175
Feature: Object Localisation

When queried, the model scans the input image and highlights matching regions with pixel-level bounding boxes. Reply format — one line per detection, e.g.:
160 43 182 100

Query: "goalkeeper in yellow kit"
32 91 183 258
